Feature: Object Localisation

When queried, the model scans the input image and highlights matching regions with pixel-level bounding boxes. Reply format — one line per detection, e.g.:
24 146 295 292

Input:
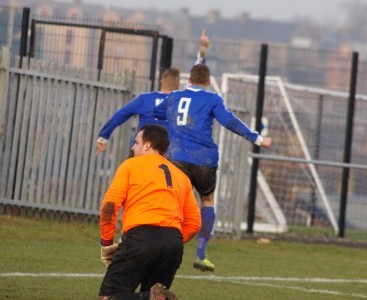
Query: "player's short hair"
139 124 170 155
161 67 180 91
189 64 210 85
162 67 180 79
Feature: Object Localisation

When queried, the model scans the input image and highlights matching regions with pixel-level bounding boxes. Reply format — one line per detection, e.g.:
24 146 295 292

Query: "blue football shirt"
99 91 168 140
154 86 260 167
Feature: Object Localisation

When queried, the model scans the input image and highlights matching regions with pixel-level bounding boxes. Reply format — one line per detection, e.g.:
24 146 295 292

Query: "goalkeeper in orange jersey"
98 124 201 300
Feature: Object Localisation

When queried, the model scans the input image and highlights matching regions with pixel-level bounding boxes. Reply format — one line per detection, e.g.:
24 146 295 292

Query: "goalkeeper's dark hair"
139 124 170 155
189 64 210 84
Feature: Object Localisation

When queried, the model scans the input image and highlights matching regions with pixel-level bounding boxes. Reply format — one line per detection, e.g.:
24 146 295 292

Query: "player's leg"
129 227 182 300
194 193 216 272
190 165 217 272
139 226 183 291
169 161 217 272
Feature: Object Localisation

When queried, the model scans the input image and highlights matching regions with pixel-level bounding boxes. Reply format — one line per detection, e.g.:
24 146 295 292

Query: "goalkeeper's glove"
100 242 118 267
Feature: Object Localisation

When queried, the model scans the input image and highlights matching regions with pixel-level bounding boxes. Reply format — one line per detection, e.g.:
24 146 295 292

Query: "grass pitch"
0 215 366 299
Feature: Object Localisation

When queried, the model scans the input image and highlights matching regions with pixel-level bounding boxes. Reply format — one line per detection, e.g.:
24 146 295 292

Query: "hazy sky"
78 0 364 23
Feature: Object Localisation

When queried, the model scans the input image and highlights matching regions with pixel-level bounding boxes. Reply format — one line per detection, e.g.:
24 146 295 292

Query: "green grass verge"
0 215 366 299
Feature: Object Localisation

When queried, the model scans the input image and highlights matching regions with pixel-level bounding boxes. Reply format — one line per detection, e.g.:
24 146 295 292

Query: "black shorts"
99 225 183 298
171 161 217 196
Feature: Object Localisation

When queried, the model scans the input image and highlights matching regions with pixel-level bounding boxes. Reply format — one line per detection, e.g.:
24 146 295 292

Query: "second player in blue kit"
154 63 272 271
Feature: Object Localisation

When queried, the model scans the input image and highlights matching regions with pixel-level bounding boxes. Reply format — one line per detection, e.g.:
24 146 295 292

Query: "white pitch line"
1 273 367 298
176 275 367 299
1 273 367 284
236 281 367 299
0 272 103 277
0 272 367 283
175 275 367 284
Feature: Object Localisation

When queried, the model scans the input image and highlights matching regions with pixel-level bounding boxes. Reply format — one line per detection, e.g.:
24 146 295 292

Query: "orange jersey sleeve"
100 153 201 243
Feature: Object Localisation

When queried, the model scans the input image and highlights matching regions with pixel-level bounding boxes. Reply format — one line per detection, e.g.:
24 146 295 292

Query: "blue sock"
196 206 215 260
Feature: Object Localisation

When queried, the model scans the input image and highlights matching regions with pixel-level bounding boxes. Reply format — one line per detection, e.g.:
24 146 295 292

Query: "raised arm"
195 28 210 65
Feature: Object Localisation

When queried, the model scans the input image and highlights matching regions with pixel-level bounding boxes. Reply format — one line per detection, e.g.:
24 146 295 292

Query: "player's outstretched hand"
96 137 108 156
200 28 210 49
101 243 118 267
261 137 272 148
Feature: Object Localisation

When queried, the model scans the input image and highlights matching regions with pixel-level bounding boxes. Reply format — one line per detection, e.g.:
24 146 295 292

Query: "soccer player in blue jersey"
153 63 272 272
95 29 210 156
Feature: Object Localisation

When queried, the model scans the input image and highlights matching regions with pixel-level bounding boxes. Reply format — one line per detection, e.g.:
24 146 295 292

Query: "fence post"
338 51 359 238
19 7 30 67
247 43 268 233
149 31 159 91
159 35 173 71
0 47 10 141
157 35 173 90
311 94 324 226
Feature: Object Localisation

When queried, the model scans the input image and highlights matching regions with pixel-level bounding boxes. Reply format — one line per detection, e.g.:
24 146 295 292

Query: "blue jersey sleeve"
99 95 142 139
212 95 259 143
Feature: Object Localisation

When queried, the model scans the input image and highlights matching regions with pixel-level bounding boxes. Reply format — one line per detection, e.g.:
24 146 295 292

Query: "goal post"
220 73 341 233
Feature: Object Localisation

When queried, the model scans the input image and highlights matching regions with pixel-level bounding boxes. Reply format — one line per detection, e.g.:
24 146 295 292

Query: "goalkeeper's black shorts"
99 225 183 298
171 160 217 196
